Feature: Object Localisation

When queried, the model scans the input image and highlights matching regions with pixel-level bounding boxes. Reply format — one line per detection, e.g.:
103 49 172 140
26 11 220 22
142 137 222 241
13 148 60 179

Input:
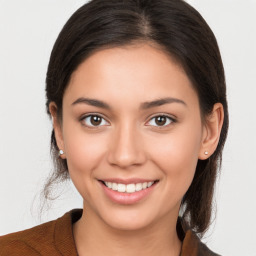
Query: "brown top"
0 209 220 256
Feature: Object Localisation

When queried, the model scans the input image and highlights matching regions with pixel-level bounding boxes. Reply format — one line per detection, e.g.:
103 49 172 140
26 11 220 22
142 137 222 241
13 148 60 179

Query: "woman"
0 0 228 255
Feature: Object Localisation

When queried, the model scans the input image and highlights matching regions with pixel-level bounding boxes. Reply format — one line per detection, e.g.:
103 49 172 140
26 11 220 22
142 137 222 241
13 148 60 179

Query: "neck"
73 206 182 256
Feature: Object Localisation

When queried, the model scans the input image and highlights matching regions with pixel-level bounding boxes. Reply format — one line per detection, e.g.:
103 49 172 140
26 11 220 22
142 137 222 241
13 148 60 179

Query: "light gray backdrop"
0 1 255 256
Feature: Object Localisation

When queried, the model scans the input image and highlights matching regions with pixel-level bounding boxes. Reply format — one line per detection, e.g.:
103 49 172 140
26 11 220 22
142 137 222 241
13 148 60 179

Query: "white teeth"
117 184 126 192
147 181 154 187
135 183 142 191
104 181 155 193
142 182 147 189
126 184 136 193
106 182 112 189
112 183 118 191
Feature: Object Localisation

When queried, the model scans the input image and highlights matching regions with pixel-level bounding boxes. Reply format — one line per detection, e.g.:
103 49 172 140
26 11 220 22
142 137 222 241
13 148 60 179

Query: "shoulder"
177 219 221 256
0 209 81 256
0 217 57 255
182 230 221 256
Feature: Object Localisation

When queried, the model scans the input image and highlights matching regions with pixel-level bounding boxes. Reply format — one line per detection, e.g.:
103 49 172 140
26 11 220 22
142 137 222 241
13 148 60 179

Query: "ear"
199 103 224 160
49 102 66 159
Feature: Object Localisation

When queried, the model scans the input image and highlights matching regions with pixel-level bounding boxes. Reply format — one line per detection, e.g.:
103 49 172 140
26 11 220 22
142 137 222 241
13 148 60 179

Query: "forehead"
64 43 199 108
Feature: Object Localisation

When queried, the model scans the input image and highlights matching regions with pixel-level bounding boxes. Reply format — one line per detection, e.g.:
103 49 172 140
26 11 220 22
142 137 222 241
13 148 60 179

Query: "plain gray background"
0 1 255 255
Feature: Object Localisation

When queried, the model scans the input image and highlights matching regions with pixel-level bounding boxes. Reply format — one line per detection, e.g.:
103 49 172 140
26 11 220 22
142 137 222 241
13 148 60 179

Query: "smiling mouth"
100 180 159 193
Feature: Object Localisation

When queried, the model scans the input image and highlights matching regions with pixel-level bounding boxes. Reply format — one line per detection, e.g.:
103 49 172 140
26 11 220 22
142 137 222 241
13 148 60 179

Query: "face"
54 43 208 231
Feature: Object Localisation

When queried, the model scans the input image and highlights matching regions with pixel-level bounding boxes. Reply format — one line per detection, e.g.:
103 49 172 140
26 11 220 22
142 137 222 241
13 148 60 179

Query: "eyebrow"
140 97 187 109
72 97 111 109
72 97 187 109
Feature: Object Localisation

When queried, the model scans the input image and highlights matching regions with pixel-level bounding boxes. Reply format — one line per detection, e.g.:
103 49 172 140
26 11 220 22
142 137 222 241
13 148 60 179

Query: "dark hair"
44 0 228 237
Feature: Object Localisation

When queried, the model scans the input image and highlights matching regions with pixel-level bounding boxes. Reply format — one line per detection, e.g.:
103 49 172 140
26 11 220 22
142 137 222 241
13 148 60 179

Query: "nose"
107 123 146 169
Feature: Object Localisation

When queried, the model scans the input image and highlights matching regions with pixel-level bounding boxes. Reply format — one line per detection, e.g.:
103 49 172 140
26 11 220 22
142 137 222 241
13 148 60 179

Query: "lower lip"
100 182 157 205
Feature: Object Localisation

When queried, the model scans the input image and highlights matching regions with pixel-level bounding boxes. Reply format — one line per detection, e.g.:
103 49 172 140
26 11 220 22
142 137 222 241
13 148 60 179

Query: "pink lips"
99 179 157 205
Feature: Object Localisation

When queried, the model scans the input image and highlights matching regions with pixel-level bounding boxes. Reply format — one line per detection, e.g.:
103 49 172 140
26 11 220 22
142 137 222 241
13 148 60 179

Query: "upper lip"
99 178 158 184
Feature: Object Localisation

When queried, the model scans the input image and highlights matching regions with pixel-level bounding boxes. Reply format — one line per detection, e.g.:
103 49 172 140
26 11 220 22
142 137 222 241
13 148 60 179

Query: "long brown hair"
44 0 228 237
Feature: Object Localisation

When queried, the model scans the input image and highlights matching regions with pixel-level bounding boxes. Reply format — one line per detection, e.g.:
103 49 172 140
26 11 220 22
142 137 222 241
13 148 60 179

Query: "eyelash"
80 114 110 128
80 113 176 129
146 114 176 128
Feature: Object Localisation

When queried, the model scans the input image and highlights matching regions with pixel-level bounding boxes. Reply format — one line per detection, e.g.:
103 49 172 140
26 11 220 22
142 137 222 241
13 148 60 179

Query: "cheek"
62 121 107 180
62 128 110 202
147 123 202 194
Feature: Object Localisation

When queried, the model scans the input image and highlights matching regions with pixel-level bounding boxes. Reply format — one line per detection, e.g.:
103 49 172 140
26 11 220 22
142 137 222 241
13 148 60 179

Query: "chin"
94 204 165 232
103 213 154 231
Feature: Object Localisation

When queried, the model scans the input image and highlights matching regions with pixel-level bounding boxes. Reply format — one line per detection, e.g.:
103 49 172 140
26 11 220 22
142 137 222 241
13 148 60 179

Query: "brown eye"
82 115 109 127
91 115 102 126
147 115 174 127
155 116 167 126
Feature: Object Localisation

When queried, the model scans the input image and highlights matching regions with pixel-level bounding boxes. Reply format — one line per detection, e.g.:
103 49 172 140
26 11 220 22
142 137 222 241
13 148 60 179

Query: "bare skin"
50 43 224 256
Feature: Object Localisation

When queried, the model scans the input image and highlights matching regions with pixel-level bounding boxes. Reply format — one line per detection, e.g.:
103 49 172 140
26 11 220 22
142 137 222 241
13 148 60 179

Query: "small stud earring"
204 151 209 155
59 149 64 156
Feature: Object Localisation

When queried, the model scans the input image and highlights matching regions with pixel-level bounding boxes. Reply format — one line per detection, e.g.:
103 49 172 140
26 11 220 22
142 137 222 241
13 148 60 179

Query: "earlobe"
49 102 66 159
199 103 224 160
